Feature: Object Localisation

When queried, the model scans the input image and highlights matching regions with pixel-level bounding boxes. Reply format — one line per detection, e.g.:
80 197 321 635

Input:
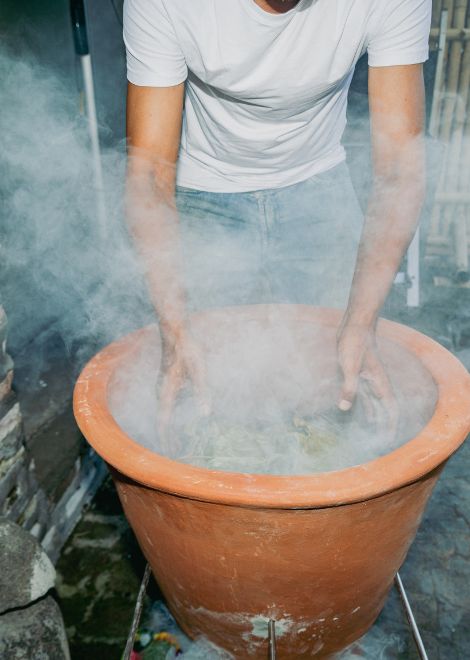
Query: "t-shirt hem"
368 48 429 67
176 151 346 193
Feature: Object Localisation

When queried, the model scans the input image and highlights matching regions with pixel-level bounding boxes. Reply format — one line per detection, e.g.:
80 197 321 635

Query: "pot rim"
73 305 470 508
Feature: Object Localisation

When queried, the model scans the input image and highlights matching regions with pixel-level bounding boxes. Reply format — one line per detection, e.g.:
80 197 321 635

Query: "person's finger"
336 325 371 412
186 345 212 418
338 364 360 411
358 378 376 426
363 353 399 440
365 361 396 421
157 361 184 454
379 382 399 441
362 366 387 400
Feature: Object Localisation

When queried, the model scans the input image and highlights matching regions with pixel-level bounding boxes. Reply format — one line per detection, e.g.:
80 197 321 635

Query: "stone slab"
0 371 13 402
0 595 70 660
0 454 30 519
0 402 23 461
0 518 56 613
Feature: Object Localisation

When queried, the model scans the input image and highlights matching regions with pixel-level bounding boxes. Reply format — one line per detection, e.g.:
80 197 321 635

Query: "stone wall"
0 304 107 563
0 305 50 537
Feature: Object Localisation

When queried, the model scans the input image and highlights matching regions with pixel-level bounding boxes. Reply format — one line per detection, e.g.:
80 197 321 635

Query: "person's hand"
158 327 211 455
336 322 398 437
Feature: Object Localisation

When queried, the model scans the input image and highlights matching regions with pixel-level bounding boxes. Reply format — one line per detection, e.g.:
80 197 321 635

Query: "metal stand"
123 565 429 659
123 563 151 660
268 619 277 660
395 572 429 660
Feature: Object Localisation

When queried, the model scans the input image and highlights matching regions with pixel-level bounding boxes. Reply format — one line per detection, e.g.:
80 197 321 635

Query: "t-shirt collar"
241 0 309 26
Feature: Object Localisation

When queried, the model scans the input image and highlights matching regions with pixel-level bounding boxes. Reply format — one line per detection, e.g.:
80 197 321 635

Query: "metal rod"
428 9 449 240
395 572 429 660
123 563 152 660
406 227 420 307
429 10 449 139
268 619 277 660
81 52 108 239
70 0 107 239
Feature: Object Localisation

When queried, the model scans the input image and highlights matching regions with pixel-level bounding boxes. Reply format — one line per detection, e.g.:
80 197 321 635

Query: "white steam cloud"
1 46 440 475
1 49 151 368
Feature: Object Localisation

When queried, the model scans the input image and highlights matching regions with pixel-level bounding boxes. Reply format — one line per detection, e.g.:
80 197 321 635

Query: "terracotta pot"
74 306 470 658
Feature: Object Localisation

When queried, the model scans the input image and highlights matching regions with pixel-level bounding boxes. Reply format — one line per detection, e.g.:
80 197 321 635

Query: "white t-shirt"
124 0 431 192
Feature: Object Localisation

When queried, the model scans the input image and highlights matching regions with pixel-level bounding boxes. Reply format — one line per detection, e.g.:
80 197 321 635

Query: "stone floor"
54 285 470 660
55 478 148 659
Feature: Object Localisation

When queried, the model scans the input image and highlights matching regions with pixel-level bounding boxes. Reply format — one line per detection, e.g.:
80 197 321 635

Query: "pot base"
113 466 441 658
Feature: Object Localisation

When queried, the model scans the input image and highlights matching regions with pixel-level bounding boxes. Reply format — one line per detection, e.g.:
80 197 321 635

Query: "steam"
109 307 437 475
0 48 152 367
0 46 441 475
0 32 455 660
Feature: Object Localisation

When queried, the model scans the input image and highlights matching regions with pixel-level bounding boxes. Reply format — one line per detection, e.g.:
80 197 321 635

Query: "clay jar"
74 306 470 658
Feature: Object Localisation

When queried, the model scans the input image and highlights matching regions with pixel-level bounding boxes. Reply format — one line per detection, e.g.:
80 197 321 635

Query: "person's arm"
126 82 209 439
337 64 426 411
126 81 186 339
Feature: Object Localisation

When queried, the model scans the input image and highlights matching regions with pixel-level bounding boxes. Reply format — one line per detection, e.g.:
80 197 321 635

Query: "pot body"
113 465 442 659
74 307 470 658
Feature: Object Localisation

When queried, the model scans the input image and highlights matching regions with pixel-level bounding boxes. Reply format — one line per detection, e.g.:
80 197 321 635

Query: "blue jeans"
175 161 363 311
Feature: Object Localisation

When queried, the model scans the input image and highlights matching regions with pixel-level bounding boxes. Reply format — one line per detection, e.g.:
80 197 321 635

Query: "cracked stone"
0 518 56 613
0 595 70 660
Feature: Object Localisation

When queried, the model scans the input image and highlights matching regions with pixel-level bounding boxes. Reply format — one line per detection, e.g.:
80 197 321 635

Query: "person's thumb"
338 368 359 412
157 362 182 450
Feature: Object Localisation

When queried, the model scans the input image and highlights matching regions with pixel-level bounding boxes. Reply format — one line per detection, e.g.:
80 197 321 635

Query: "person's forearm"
343 138 425 329
126 154 188 343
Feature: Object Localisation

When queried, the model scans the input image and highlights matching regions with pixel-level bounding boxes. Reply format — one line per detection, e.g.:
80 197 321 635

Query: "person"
123 0 431 430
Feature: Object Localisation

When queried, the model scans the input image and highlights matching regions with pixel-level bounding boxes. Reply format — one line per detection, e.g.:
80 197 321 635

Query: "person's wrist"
339 306 377 335
160 319 188 348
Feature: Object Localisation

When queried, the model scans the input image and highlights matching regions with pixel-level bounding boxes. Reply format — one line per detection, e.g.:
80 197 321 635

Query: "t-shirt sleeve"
123 0 188 86
367 0 432 67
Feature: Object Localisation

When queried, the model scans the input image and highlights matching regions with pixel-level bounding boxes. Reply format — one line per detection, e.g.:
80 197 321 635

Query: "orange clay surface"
74 305 470 658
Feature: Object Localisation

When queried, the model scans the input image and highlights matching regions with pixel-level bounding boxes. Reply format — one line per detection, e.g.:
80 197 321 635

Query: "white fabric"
124 0 431 192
